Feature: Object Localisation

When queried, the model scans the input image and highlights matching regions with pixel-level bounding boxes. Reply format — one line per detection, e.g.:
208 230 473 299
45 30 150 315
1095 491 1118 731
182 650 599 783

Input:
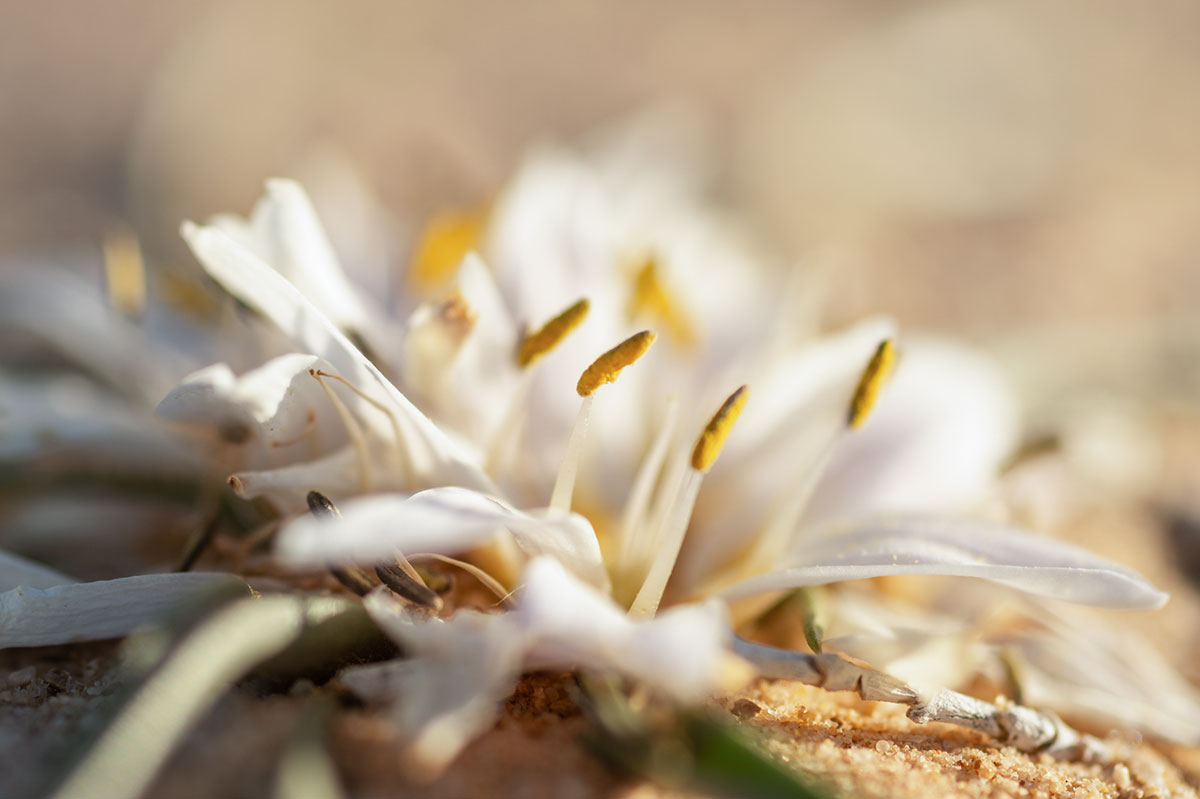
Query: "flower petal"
181 221 493 494
718 515 1167 610
350 595 524 776
274 487 607 587
801 337 1020 528
0 549 74 592
0 572 251 648
156 354 342 452
517 557 729 701
228 446 365 511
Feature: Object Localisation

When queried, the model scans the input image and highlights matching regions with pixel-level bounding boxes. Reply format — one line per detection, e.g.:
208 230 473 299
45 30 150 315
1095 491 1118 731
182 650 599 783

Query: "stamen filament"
484 371 533 475
549 396 592 511
311 371 372 493
407 552 513 606
628 386 747 619
615 398 680 573
552 330 656 511
314 369 413 489
628 469 703 619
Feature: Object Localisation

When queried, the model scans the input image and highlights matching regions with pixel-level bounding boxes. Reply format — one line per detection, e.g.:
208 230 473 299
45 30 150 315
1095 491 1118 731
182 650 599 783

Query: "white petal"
801 337 1020 527
181 222 493 494
680 317 897 584
353 595 524 775
228 446 365 512
0 267 193 402
274 488 607 588
156 354 338 450
0 549 74 591
719 515 1167 610
0 371 200 474
0 573 250 648
517 558 728 701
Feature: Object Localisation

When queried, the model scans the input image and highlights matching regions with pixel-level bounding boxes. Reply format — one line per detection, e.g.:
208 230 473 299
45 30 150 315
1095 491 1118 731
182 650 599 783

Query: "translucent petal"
0 549 74 591
274 488 606 587
801 337 1020 528
719 515 1167 610
156 354 340 451
517 557 728 701
228 446 365 512
352 594 524 775
0 573 251 648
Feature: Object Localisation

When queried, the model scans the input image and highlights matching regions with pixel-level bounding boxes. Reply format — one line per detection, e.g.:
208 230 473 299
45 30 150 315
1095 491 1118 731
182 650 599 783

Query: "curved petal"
156 354 340 452
0 572 251 648
353 595 524 776
517 558 728 701
229 446 368 513
274 488 606 588
181 221 493 495
0 549 75 591
801 336 1020 528
718 515 1167 610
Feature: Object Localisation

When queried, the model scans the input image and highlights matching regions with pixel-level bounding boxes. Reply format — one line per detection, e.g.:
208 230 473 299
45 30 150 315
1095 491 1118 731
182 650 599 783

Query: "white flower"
144 122 1169 764
342 557 732 773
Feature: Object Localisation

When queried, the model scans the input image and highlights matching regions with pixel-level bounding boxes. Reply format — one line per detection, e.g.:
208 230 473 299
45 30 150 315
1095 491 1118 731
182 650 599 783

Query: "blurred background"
1 0 1198 493
3 1 1200 778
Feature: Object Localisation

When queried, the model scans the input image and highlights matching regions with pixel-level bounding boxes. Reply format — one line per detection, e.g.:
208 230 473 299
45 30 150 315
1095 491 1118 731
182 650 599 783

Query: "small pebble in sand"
7 666 36 687
730 698 762 719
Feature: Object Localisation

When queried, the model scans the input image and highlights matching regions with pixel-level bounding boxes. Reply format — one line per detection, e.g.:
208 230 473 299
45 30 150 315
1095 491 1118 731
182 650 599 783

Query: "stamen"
306 490 375 595
548 397 592 511
848 339 896 429
615 398 680 576
691 385 748 472
314 369 412 488
408 209 485 288
311 370 373 493
487 298 590 477
102 228 147 318
552 330 656 511
576 330 656 397
705 340 898 593
628 386 747 619
375 560 442 610
517 298 590 368
408 552 513 606
629 257 694 346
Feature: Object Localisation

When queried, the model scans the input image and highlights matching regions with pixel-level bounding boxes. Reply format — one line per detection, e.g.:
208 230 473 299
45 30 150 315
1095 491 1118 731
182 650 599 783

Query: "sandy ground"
3 649 1198 799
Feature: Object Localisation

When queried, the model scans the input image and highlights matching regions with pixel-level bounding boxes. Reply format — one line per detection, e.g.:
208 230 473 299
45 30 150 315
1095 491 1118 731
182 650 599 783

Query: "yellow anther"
102 228 147 317
409 209 486 288
629 256 695 347
848 339 897 429
516 298 590 368
691 385 748 472
576 330 656 397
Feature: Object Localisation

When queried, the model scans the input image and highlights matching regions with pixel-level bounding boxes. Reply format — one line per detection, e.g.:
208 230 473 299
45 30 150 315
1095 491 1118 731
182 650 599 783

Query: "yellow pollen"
848 339 897 429
576 330 656 397
691 385 748 472
516 298 590 368
409 208 486 288
102 228 147 317
629 256 695 347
